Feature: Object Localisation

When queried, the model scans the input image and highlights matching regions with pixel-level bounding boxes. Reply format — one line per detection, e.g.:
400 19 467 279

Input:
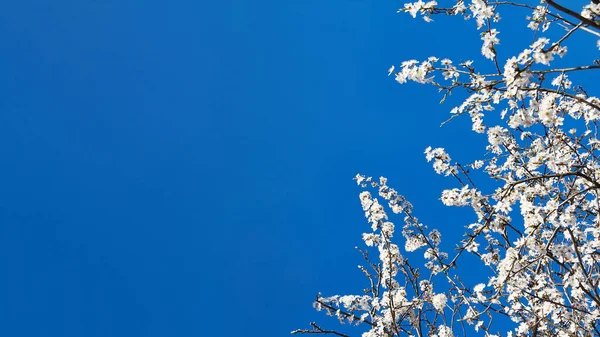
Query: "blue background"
0 1 596 336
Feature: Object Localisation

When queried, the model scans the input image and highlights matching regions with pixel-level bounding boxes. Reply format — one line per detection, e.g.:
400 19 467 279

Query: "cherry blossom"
294 2 600 337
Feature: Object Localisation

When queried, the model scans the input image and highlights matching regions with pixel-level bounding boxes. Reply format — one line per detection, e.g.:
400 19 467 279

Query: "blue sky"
0 1 597 337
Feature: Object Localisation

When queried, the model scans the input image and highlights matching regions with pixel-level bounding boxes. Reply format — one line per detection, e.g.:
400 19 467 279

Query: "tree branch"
546 0 600 31
291 322 351 337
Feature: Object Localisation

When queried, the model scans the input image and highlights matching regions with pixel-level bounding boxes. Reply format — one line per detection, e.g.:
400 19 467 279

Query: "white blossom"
432 293 447 311
481 29 499 60
299 2 600 337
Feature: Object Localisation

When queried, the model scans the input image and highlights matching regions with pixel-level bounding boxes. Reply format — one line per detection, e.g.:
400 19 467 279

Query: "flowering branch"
296 1 600 337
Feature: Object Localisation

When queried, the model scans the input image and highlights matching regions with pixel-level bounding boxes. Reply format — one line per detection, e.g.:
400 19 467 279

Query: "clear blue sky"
0 1 596 337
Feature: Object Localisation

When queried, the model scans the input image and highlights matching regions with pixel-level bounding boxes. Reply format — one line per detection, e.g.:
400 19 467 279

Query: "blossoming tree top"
294 1 600 337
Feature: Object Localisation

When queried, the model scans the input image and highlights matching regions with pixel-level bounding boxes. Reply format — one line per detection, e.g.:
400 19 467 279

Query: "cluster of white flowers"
434 325 454 337
481 29 499 60
440 185 478 207
394 59 435 84
469 0 495 29
299 2 600 337
401 0 437 21
527 5 549 31
431 293 447 312
582 2 600 20
424 146 456 176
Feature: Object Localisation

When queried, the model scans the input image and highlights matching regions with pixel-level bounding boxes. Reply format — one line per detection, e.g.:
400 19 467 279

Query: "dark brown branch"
315 298 375 327
291 322 351 337
546 0 600 31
